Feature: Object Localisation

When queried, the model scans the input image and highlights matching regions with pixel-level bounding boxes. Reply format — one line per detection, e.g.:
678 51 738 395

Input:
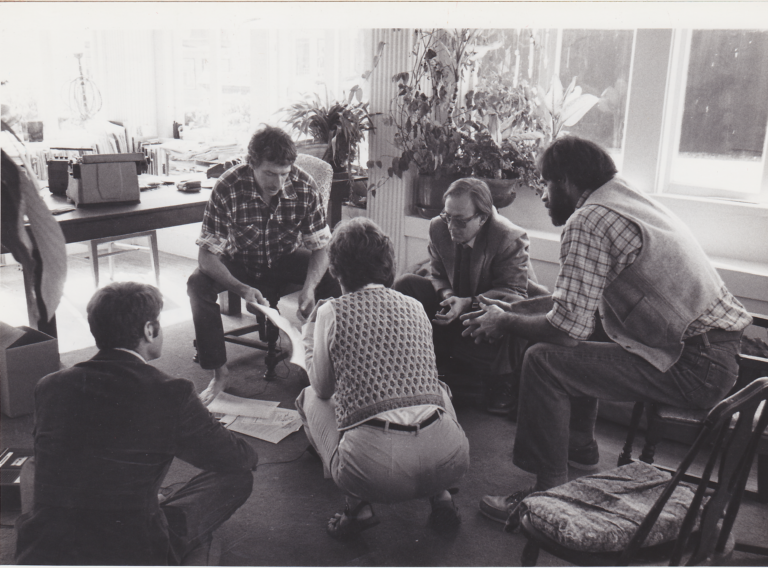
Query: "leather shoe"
486 395 516 417
479 487 535 532
484 375 518 418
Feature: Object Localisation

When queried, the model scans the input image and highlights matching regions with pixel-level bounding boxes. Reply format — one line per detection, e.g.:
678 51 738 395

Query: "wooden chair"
194 154 333 380
618 314 768 502
89 230 160 288
519 377 768 566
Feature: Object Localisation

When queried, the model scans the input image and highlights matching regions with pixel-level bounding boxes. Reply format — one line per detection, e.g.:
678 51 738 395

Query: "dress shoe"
479 486 535 531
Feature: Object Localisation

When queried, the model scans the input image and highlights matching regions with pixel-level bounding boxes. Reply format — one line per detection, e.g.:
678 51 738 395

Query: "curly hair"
443 177 493 218
247 125 297 167
87 282 163 350
328 218 395 292
538 136 617 192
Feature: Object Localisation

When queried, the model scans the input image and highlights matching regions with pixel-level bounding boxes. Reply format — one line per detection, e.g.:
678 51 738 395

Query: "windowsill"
656 193 768 210
403 212 768 306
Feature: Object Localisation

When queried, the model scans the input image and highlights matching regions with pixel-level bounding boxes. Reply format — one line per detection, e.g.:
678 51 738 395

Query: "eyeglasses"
439 211 480 229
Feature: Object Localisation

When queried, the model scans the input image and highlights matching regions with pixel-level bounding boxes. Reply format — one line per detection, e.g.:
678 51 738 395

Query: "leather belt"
364 411 440 432
684 329 742 346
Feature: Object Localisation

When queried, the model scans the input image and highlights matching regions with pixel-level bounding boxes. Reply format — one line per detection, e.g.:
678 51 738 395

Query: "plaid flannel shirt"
547 189 751 341
196 163 331 279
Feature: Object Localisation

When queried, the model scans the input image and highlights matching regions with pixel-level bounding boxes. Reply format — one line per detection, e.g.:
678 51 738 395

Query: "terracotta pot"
480 178 520 209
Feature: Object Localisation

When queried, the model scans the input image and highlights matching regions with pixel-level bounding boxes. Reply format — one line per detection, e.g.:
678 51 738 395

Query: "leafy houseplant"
282 86 376 175
371 30 548 210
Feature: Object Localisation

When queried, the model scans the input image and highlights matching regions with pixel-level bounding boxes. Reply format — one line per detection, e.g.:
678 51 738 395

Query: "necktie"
453 244 472 298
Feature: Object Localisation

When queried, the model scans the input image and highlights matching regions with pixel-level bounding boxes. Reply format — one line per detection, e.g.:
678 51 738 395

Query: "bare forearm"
501 311 578 347
198 248 247 295
509 294 554 315
304 247 330 293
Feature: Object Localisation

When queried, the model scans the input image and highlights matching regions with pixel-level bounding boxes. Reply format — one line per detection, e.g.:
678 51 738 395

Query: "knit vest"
329 287 445 429
583 178 725 372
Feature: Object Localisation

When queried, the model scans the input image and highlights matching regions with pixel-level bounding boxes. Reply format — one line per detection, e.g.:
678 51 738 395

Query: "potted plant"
452 77 547 206
373 29 491 216
281 86 376 221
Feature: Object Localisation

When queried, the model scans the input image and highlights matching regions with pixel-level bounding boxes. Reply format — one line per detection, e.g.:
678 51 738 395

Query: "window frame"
658 29 768 204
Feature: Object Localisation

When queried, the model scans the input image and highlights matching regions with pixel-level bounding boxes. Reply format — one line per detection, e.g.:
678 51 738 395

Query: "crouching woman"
296 217 470 538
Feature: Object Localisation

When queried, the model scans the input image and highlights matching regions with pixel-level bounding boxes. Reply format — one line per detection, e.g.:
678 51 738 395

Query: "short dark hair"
538 136 618 192
328 218 395 292
443 177 493 218
87 282 163 350
247 125 297 167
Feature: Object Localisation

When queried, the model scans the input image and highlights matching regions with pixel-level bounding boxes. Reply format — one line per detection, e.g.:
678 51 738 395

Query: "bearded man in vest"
461 136 752 531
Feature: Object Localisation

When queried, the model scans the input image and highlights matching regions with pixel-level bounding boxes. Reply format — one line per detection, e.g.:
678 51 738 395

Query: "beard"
547 190 576 227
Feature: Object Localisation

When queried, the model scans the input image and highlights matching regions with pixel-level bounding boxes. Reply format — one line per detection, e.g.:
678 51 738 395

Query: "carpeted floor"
1 250 766 566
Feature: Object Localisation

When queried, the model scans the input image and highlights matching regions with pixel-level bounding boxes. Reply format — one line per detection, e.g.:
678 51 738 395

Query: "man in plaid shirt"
187 126 339 404
462 136 752 530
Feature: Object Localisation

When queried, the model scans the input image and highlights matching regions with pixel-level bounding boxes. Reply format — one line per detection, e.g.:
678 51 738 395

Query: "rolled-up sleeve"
299 184 332 251
196 184 233 257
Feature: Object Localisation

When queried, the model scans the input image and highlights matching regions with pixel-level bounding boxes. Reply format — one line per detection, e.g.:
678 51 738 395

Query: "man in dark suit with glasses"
395 177 539 416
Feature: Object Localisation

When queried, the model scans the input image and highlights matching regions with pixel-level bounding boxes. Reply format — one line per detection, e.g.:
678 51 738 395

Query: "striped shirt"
547 189 751 341
196 163 331 279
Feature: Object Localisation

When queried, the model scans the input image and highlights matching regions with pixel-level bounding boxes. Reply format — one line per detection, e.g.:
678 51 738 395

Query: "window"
666 30 768 202
557 30 634 162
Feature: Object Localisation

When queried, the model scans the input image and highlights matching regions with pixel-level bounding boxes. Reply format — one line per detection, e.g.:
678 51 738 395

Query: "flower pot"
296 141 328 160
414 173 462 217
480 178 520 210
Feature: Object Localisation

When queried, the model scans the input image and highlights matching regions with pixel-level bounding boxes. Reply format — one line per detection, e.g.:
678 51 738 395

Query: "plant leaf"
561 94 599 127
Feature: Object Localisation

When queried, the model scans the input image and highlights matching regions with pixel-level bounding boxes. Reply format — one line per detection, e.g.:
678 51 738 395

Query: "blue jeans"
513 339 740 490
296 386 470 504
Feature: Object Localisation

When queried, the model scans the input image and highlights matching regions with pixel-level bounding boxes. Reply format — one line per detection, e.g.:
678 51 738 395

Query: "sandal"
429 488 461 532
326 501 380 539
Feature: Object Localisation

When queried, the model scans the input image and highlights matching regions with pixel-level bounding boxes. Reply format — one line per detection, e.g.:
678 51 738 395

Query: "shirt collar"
114 348 147 364
575 188 596 210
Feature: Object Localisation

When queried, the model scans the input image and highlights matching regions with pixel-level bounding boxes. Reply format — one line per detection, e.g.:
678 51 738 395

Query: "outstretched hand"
433 296 471 326
460 300 511 344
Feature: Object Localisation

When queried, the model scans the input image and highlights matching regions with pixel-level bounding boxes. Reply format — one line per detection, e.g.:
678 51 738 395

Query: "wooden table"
30 186 210 336
44 185 209 244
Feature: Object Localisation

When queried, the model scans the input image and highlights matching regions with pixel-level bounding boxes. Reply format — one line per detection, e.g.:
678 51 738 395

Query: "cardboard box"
66 153 145 206
0 448 33 511
0 323 59 418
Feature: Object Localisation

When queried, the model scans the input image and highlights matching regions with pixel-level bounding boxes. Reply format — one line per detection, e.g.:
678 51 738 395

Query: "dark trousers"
394 273 521 376
163 470 253 564
15 468 253 565
187 249 340 370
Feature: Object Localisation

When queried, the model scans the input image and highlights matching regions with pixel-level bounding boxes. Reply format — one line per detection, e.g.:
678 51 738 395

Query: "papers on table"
245 301 306 370
210 393 302 444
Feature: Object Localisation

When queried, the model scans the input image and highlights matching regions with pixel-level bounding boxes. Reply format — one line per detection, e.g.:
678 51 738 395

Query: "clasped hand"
460 295 512 344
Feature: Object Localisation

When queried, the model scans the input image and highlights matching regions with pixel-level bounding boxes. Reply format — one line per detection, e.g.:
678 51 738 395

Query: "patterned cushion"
523 461 699 552
295 153 332 214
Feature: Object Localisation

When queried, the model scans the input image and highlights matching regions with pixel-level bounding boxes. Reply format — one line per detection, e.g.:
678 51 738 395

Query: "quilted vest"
329 287 444 429
584 178 725 372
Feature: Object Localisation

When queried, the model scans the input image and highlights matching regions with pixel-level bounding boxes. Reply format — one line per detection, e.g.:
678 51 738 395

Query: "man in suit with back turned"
15 282 257 565
395 177 536 416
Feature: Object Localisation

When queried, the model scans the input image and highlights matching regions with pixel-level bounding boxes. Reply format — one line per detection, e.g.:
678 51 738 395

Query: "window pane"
558 30 634 157
671 30 768 195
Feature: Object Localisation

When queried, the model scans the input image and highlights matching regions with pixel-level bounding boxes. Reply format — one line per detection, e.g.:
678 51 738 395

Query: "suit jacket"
15 349 257 565
428 209 529 302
